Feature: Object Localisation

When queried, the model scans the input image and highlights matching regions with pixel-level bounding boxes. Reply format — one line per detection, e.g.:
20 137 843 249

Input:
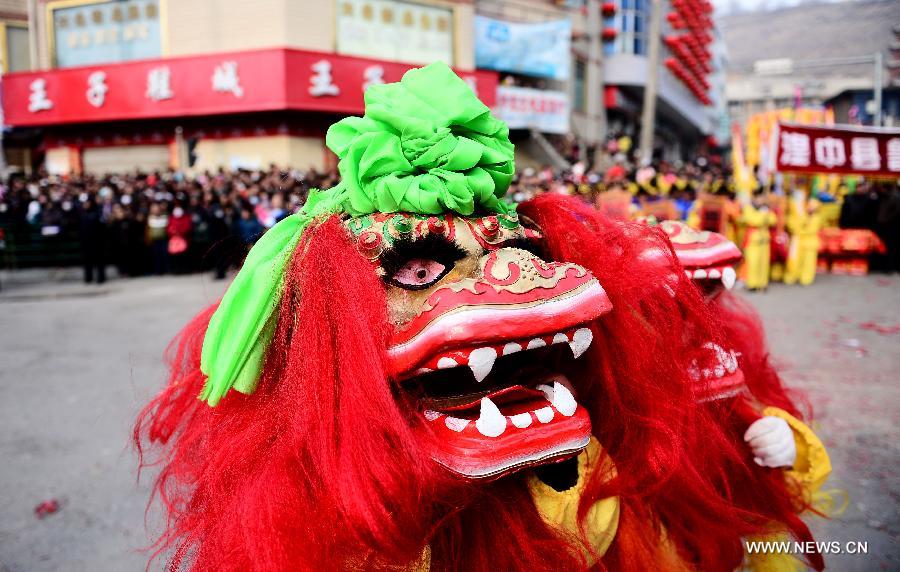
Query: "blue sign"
475 16 571 81
51 0 162 69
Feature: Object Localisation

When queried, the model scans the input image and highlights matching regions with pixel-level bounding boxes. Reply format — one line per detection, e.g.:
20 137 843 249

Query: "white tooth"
551 382 577 417
437 357 459 370
708 268 722 279
722 267 736 290
536 383 554 401
526 338 547 350
684 269 692 278
502 342 522 355
424 409 442 421
725 350 739 373
475 397 507 437
510 412 533 428
467 347 497 383
535 407 554 423
552 332 568 345
568 328 593 359
444 417 470 432
694 269 708 279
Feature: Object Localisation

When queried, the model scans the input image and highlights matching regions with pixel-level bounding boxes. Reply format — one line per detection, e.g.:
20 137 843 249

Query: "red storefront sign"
775 122 900 177
2 48 498 127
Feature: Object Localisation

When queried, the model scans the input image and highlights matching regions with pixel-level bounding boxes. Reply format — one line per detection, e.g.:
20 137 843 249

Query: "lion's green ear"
199 211 309 405
199 185 357 405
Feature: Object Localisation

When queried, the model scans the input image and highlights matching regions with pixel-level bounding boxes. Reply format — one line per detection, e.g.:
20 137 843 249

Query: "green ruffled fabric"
199 61 516 405
326 62 515 216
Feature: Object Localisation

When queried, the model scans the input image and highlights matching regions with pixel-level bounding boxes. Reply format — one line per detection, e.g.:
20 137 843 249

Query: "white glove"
743 416 797 468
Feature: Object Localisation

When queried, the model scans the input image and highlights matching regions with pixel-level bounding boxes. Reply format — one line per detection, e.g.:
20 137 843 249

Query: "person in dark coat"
875 183 900 273
78 198 107 284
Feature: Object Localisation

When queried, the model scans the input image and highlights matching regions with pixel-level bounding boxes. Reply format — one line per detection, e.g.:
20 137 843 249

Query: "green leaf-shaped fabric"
326 61 515 216
199 62 516 405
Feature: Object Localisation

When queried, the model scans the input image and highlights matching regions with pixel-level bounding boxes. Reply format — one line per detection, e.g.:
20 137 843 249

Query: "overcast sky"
711 0 851 15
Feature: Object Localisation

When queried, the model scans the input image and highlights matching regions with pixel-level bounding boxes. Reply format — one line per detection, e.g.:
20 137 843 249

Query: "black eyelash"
379 234 467 285
503 237 545 258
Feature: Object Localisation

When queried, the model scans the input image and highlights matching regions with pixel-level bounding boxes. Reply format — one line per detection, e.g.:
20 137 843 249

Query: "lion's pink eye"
392 258 447 288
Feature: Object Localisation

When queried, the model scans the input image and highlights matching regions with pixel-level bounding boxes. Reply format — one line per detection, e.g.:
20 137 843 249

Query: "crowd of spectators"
0 166 338 282
1 159 898 282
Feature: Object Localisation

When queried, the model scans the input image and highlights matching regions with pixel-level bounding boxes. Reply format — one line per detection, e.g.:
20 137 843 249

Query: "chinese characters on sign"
86 71 108 107
494 86 569 134
212 61 244 98
779 132 810 168
309 60 340 97
28 79 53 112
336 0 454 67
146 66 174 101
775 123 900 177
362 65 385 92
51 0 162 69
2 49 499 127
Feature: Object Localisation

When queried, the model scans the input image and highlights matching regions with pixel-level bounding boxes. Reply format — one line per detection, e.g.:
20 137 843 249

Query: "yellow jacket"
743 407 832 571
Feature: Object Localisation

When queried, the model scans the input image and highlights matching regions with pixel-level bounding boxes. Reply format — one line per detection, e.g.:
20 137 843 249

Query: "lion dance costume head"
136 63 824 571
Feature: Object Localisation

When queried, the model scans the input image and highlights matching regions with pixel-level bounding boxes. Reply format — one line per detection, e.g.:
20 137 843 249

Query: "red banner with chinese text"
774 122 900 178
1 48 497 127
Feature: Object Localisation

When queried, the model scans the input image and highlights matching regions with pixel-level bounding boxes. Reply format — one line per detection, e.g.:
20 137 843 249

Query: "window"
574 59 586 112
607 0 648 56
0 22 30 72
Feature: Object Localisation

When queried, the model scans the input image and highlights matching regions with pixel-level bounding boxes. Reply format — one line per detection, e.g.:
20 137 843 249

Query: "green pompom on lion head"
326 62 515 217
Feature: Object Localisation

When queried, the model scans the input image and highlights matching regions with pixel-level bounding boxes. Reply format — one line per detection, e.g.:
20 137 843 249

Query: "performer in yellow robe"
784 199 823 286
740 196 777 290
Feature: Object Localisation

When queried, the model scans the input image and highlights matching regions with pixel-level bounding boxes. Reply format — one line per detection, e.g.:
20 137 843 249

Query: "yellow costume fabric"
784 207 823 286
528 437 620 565
743 407 832 571
763 407 831 494
740 205 776 289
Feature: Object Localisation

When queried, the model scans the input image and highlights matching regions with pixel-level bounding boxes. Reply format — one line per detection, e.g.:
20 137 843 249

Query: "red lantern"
601 2 617 18
601 27 617 42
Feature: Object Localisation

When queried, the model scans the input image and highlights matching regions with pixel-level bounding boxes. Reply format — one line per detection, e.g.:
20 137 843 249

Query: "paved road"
744 274 900 571
0 271 897 571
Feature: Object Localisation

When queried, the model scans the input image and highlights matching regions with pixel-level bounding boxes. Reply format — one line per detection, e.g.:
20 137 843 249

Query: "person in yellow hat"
740 189 777 290
785 195 823 286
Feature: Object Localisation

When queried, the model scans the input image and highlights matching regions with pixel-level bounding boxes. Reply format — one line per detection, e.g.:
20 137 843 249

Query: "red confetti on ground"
875 278 891 287
859 322 900 335
34 499 60 518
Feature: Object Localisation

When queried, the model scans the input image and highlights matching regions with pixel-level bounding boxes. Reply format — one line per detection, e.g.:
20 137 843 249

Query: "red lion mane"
136 196 818 571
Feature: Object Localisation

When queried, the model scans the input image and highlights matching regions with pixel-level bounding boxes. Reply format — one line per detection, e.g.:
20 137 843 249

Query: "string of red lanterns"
664 0 714 105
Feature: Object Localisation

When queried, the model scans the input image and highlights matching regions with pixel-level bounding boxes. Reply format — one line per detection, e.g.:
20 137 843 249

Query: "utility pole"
638 0 663 165
873 51 883 127
584 0 607 167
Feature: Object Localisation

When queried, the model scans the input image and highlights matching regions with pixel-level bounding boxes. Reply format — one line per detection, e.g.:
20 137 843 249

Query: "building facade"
571 0 720 161
2 0 490 174
2 0 724 174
